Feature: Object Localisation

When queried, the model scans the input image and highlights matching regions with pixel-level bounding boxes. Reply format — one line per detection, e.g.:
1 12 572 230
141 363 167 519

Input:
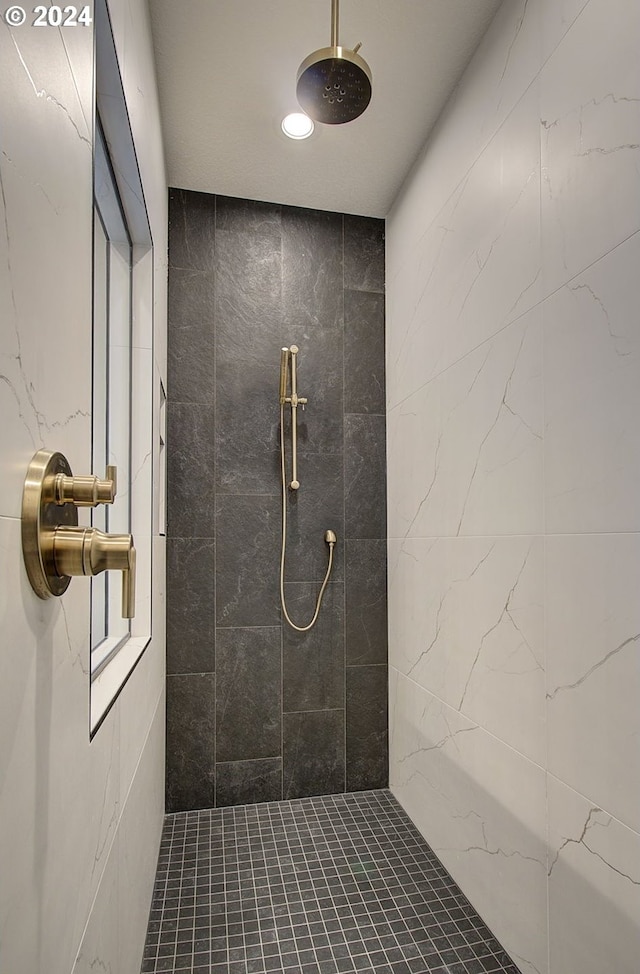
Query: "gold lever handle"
50 465 117 507
51 526 136 619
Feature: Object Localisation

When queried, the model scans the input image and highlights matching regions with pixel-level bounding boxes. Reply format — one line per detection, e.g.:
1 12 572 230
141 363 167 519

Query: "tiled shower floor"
141 790 520 974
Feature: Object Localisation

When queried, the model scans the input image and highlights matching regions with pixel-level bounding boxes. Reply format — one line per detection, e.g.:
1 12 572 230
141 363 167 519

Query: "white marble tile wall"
0 1 167 972
387 0 640 972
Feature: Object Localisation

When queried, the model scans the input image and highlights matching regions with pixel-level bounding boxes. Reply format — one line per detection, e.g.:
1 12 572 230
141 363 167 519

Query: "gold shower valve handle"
52 526 136 619
51 464 117 507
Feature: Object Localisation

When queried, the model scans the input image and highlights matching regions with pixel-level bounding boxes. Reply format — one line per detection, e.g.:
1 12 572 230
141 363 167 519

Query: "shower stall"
166 190 388 811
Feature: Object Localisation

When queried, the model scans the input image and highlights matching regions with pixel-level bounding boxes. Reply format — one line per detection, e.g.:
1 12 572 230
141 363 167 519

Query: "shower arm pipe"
331 0 339 47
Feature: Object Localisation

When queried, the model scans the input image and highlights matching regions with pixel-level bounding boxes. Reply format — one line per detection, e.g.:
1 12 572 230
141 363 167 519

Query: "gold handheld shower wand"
278 345 336 631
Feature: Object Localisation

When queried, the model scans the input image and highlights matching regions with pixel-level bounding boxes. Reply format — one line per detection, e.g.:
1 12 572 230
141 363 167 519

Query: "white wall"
0 1 167 971
386 1 640 972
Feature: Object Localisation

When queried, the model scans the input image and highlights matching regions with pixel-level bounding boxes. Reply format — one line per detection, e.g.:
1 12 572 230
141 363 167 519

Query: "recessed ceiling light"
281 112 314 140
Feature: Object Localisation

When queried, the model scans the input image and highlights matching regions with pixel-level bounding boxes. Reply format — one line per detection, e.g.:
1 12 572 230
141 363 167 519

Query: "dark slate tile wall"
166 188 387 811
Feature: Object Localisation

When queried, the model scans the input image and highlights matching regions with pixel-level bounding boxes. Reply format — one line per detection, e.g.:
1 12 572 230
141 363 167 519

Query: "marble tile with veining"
387 308 542 540
546 533 640 831
0 24 93 520
544 231 640 534
540 0 640 296
389 669 548 974
547 775 640 974
388 536 544 765
387 84 541 408
387 0 540 287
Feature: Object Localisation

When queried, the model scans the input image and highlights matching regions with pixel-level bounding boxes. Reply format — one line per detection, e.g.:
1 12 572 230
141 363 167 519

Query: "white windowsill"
90 634 150 734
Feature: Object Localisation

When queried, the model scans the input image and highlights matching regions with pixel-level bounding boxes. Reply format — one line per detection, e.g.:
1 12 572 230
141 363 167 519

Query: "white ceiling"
149 0 503 218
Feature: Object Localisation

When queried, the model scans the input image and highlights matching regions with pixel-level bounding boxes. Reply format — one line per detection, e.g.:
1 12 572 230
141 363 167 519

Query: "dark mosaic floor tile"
145 789 520 974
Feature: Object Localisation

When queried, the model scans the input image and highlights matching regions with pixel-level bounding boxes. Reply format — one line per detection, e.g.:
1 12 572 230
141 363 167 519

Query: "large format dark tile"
214 224 285 494
281 206 343 330
345 539 387 665
343 215 385 293
282 582 344 713
344 289 385 414
215 228 283 373
215 359 281 495
216 627 281 762
282 207 344 457
216 195 281 237
166 538 215 675
283 710 345 799
282 452 344 582
166 401 215 539
346 665 388 791
166 673 215 813
216 758 282 807
344 414 387 539
215 494 280 627
167 266 215 405
168 188 215 272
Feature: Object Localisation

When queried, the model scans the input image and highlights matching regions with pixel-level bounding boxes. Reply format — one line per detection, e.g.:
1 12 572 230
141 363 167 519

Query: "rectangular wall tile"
214 220 284 494
169 188 215 273
215 195 282 235
166 538 215 675
167 401 216 538
345 414 387 539
215 360 281 495
540 0 640 296
387 308 543 541
344 290 385 414
166 674 215 813
546 533 640 830
282 206 344 457
387 82 541 406
214 224 283 371
389 535 545 766
283 582 344 713
544 233 640 534
216 627 281 763
548 775 640 974
343 215 385 293
215 494 280 628
167 266 215 404
215 758 282 807
346 665 388 791
282 452 344 582
345 540 387 666
389 669 548 974
283 711 345 800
